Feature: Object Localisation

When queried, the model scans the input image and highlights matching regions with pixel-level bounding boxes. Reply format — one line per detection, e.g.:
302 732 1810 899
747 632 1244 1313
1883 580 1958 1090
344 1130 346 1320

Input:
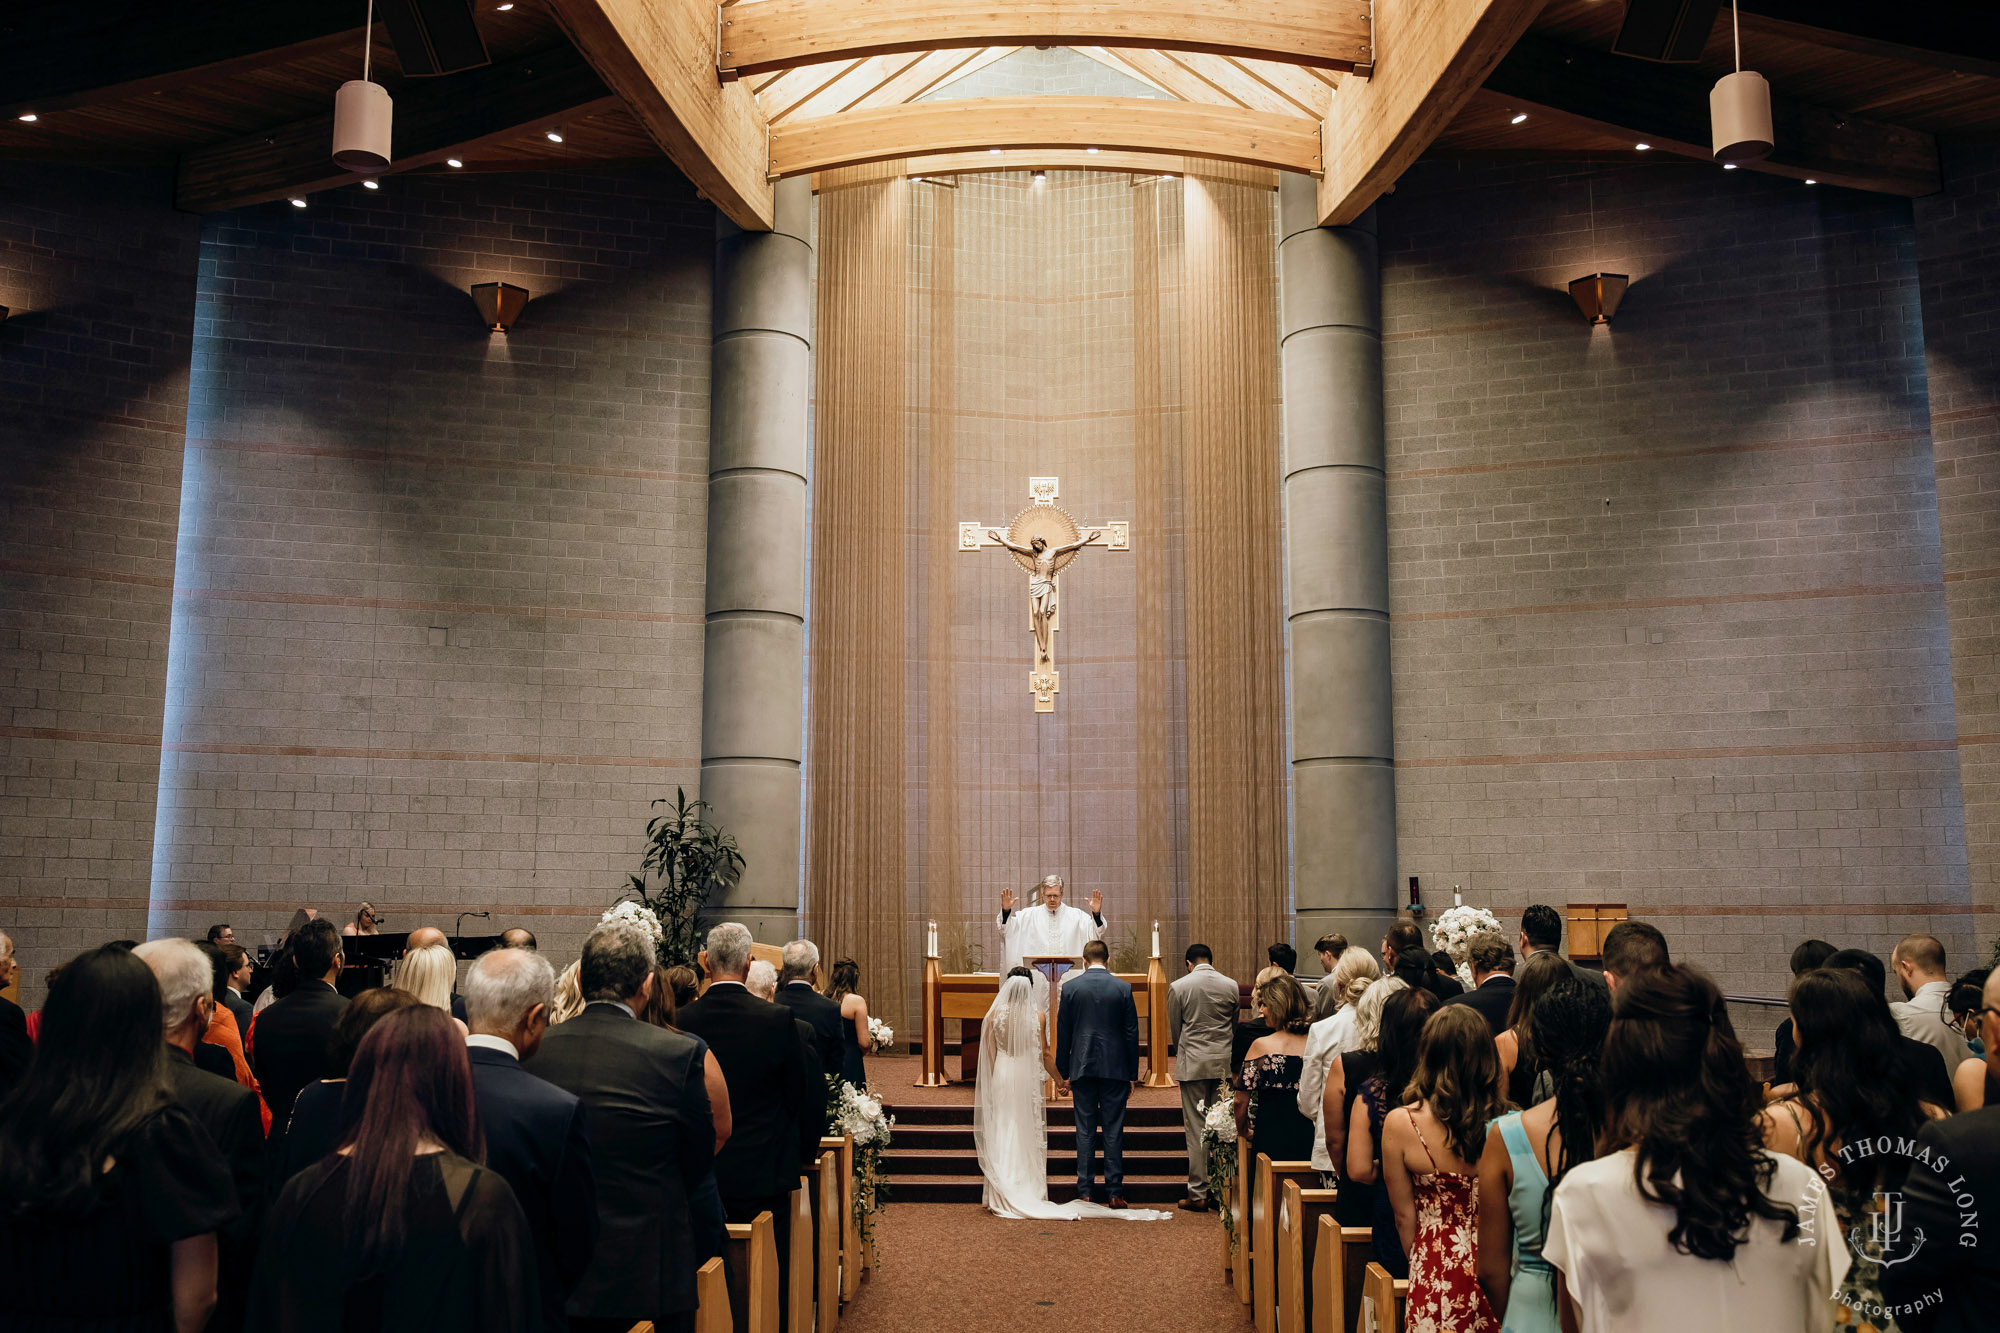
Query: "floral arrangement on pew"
1430 903 1503 988
830 1079 894 1258
867 1017 894 1052
1199 1096 1239 1251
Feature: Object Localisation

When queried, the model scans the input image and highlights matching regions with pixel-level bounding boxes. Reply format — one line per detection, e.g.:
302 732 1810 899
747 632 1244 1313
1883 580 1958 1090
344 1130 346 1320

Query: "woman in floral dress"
1380 1004 1510 1333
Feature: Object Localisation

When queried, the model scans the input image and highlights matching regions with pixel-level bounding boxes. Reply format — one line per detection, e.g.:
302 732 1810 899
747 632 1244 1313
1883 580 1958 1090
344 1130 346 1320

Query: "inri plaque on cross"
959 476 1129 712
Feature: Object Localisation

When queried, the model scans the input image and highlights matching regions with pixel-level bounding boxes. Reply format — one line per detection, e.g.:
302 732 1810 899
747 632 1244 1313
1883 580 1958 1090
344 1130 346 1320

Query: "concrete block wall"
1915 143 2000 967
147 166 713 968
1377 159 1971 1001
0 164 201 1002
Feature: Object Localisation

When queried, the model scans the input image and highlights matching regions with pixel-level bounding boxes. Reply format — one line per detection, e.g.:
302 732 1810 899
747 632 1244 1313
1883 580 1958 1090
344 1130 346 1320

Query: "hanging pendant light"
1710 0 1772 163
332 0 393 171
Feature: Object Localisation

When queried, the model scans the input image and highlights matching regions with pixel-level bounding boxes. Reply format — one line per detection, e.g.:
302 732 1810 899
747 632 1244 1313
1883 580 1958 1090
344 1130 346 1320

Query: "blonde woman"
392 943 461 1030
549 958 585 1024
1300 947 1384 1178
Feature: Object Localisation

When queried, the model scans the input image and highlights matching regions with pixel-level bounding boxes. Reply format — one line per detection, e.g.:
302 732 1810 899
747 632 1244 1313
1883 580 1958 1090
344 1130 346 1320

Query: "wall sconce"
470 281 528 332
1568 273 1629 325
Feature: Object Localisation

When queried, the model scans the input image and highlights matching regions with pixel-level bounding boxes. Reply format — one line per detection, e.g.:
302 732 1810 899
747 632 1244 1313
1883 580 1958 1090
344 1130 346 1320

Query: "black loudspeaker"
1611 0 1723 63
378 0 491 78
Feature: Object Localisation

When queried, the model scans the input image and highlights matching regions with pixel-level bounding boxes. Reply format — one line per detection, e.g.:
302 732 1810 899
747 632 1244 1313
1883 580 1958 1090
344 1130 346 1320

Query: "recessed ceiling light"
546 130 563 143
1161 173 1176 180
1723 163 1738 170
1032 170 1046 181
1634 142 1652 151
362 179 379 189
1805 178 1817 185
496 2 513 8
289 197 308 208
17 113 38 123
1510 112 1528 125
989 148 1002 155
1085 147 1099 154
446 157 463 168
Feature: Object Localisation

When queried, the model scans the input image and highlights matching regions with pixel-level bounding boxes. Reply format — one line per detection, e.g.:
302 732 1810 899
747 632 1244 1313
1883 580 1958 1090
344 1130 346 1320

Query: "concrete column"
701 176 812 943
1278 173 1399 961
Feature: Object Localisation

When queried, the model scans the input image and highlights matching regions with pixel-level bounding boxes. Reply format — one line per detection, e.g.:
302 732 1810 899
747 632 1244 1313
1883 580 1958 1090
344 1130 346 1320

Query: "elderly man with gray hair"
462 945 599 1333
133 937 265 1333
527 921 722 1333
773 938 845 1095
677 922 821 1329
0 929 29 1096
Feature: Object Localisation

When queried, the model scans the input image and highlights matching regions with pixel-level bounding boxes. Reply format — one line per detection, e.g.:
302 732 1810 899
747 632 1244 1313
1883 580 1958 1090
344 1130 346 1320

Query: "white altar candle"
1151 920 1160 958
1453 886 1462 907
927 920 937 958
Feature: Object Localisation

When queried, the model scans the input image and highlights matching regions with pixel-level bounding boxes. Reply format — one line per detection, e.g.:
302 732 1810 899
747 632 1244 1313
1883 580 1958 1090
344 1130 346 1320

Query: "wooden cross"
959 476 1129 712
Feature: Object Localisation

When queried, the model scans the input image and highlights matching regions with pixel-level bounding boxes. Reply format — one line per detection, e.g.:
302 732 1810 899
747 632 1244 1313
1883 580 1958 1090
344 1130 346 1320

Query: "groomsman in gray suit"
1167 943 1238 1213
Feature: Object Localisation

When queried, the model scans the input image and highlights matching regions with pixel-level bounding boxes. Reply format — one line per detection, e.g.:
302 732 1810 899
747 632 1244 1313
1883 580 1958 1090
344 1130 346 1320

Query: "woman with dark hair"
1494 950 1571 1108
1380 1005 1507 1333
0 945 240 1333
1318 976 1404 1226
280 987 422 1183
249 1005 538 1333
1477 974 1610 1333
1232 973 1316 1162
826 958 873 1088
1762 967 1943 1331
1545 965 1848 1333
639 963 679 1029
1771 937 1839 1084
664 965 701 1011
1948 966 1994 1109
1346 985 1441 1276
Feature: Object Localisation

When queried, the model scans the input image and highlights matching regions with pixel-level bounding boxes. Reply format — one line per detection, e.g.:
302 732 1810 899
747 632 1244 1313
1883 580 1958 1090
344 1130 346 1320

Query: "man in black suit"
215 942 255 1029
463 945 598 1333
773 939 844 1097
0 930 31 1099
528 921 715 1333
1383 921 1462 1001
248 917 348 1158
1881 973 2000 1333
676 923 818 1325
136 938 265 1333
1442 932 1517 1035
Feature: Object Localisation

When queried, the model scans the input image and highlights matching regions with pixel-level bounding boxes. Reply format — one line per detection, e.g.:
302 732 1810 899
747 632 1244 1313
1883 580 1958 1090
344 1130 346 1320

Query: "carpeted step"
882 1149 1189 1177
885 1101 1186 1128
890 1125 1187 1152
890 1176 1193 1205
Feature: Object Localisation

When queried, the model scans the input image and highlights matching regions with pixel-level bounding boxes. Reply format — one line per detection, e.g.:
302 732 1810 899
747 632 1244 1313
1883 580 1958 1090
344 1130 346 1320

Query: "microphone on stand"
456 910 490 939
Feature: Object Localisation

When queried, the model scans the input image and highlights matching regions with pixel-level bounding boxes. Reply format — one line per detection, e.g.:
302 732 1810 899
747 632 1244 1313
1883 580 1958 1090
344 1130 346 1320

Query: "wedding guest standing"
280 988 422 1182
0 945 240 1333
826 957 874 1088
1544 965 1847 1333
1347 986 1439 1275
1770 938 1837 1085
1168 943 1238 1212
1318 976 1404 1226
1380 1005 1505 1333
1760 967 1945 1331
1233 973 1316 1164
1494 951 1571 1109
247 1006 538 1333
1476 974 1610 1333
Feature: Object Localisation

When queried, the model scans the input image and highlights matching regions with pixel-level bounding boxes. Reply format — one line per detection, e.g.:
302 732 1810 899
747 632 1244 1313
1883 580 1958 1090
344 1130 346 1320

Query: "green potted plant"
620 788 744 966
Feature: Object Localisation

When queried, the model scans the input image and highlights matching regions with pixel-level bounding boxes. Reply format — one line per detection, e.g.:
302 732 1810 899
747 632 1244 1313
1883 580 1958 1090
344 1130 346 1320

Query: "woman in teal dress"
1475 975 1611 1333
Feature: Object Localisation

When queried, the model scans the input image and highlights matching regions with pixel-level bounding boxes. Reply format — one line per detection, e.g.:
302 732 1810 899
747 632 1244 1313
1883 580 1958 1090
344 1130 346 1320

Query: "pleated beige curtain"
1131 179 1175 941
806 172 911 1029
1180 168 1290 984
923 185 961 950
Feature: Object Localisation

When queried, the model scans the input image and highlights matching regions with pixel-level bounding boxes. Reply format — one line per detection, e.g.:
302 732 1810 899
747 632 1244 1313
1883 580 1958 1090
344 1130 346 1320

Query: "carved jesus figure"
987 528 1101 662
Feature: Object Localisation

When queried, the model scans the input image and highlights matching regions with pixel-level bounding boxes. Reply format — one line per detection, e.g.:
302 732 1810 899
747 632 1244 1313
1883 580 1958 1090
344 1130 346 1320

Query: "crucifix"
960 476 1129 712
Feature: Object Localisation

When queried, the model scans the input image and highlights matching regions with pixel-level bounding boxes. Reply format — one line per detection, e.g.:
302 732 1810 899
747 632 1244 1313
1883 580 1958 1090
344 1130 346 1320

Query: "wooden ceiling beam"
1483 35 1941 197
176 45 614 213
718 0 1372 78
0 1 361 119
1317 0 1548 225
883 149 1276 183
769 96 1322 178
547 0 773 229
847 47 1024 113
1739 1 2000 81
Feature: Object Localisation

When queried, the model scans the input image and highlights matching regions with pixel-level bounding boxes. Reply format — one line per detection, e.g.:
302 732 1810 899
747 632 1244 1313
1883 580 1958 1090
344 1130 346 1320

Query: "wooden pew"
1231 1132 1254 1303
696 1256 732 1333
1314 1217 1376 1333
1359 1261 1408 1333
822 1134 860 1302
807 1150 841 1333
1277 1182 1340 1333
787 1179 814 1333
1254 1155 1322 1333
724 1211 780 1333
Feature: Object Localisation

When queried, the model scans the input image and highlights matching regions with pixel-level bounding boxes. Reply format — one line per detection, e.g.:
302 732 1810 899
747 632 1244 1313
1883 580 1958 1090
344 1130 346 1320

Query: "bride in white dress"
973 968 1171 1221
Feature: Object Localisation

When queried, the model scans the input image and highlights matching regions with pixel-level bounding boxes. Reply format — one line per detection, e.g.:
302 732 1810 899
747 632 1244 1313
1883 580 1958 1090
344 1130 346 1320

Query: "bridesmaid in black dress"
827 958 875 1089
1233 973 1317 1162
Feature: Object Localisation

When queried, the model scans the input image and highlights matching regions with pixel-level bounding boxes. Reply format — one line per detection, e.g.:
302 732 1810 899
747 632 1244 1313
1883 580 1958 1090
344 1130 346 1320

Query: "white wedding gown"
972 973 1171 1221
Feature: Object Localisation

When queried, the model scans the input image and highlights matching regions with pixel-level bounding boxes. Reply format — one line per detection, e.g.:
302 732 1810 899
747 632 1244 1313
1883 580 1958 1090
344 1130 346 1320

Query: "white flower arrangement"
1431 904 1504 987
601 899 664 946
1200 1095 1237 1144
1198 1098 1241 1249
868 1017 895 1052
832 1081 894 1148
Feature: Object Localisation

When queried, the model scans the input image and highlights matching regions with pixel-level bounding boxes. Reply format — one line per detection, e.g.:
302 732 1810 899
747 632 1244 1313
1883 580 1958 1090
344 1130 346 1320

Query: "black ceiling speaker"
1612 0 1723 63
377 0 490 78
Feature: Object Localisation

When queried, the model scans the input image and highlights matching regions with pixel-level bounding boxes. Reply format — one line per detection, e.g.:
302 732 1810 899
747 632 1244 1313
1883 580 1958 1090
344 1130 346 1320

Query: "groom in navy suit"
1056 939 1140 1208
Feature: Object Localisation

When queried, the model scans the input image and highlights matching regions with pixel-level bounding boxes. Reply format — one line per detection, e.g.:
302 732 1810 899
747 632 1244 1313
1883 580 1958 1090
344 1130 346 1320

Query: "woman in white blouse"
1545 964 1848 1333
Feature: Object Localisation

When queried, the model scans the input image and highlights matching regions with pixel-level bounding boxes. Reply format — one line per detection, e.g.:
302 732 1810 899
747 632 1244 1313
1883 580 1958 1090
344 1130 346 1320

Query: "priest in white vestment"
995 875 1107 971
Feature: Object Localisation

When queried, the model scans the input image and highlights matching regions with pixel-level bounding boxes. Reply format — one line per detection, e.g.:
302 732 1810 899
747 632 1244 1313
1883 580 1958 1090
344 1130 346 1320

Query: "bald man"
406 925 448 953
